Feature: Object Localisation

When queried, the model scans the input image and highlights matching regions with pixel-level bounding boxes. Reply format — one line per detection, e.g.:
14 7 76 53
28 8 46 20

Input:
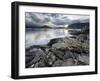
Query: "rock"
62 58 75 66
26 32 89 68
29 64 35 68
70 46 82 54
47 52 56 61
53 60 63 67
25 55 35 64
64 51 79 60
63 51 74 60
38 61 46 67
58 47 68 51
43 48 50 54
73 53 80 60
34 62 39 67
51 50 64 59
46 52 56 66
32 51 56 67
32 49 45 61
26 48 45 68
25 49 36 67
78 55 89 65
47 38 64 46
34 60 46 67
52 43 67 49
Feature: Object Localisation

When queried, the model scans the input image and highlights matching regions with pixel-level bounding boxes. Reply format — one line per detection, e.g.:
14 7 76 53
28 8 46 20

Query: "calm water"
25 28 72 48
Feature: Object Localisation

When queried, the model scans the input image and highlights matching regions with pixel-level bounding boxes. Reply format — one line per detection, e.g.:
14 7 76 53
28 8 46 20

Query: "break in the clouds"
25 12 89 27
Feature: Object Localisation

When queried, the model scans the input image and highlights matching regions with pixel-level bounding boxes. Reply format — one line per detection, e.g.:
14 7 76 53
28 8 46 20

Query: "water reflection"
25 28 71 48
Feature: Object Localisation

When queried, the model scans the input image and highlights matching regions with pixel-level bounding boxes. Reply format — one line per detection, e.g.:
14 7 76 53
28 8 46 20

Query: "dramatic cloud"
25 12 89 27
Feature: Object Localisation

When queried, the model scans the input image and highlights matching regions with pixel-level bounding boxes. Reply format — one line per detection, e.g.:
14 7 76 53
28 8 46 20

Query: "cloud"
25 12 89 27
25 12 48 26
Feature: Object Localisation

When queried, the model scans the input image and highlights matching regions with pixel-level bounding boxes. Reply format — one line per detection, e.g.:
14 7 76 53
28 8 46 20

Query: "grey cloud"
25 12 89 27
26 12 52 27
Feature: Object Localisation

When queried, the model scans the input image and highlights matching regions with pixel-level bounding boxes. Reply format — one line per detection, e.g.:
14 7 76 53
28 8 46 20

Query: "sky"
25 12 89 28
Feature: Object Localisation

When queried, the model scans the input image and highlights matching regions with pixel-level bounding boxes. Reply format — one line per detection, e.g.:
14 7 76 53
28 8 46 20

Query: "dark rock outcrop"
26 33 89 68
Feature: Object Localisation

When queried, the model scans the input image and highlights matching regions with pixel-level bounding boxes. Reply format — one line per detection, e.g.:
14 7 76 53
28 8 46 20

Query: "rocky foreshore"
25 34 89 68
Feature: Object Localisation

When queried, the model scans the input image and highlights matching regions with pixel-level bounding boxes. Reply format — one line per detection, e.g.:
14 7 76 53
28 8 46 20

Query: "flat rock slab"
52 43 67 49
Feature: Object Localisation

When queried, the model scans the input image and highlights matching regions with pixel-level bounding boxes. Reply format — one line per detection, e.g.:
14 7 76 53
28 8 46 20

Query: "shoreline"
25 33 89 68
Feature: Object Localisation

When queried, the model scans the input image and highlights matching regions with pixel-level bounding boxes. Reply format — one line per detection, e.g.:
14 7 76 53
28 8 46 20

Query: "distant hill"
68 22 89 29
26 25 67 29
43 25 52 28
26 25 52 28
26 25 42 28
26 22 89 29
